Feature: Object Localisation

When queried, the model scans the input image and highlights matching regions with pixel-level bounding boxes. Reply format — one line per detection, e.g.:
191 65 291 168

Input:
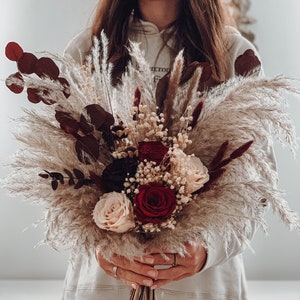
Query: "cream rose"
185 156 209 194
93 192 135 233
171 149 209 194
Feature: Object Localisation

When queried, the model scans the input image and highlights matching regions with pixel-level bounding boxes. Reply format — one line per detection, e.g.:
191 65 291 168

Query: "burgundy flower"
138 141 168 165
134 183 177 224
101 157 138 192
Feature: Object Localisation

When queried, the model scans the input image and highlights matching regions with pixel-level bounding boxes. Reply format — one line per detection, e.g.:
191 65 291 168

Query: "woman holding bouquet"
62 0 271 299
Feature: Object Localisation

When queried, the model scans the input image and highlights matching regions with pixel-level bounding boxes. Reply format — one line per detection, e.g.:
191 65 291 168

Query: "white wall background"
0 0 299 281
243 0 300 280
0 0 98 280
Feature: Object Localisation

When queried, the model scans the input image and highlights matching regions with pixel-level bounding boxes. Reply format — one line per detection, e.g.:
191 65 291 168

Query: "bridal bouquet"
3 34 300 291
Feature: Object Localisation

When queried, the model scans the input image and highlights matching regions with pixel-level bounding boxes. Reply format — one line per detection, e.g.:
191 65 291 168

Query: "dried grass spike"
209 141 229 170
181 67 203 116
190 100 204 129
230 140 253 159
163 50 184 129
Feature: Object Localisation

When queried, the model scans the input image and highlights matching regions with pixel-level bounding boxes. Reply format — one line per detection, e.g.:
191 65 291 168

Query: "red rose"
138 141 168 165
134 183 177 224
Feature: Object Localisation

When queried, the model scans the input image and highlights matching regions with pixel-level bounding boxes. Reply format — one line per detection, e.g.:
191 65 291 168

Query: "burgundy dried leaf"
5 42 24 62
84 104 106 128
75 135 99 164
35 57 60 79
209 141 229 170
155 73 169 110
5 72 24 94
50 172 64 184
57 77 70 98
79 115 94 134
74 179 84 189
73 168 84 179
55 110 70 123
190 100 203 128
133 87 141 107
230 140 253 159
27 88 42 104
83 104 114 130
17 52 38 74
55 111 79 134
81 105 115 147
63 168 75 186
38 173 49 179
60 116 80 134
105 113 115 127
235 49 261 76
27 87 55 105
51 180 58 191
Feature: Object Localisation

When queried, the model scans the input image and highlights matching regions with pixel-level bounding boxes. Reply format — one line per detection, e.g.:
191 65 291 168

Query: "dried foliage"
1 36 299 260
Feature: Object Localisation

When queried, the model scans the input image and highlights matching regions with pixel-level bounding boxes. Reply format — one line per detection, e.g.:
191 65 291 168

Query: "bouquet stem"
130 286 156 300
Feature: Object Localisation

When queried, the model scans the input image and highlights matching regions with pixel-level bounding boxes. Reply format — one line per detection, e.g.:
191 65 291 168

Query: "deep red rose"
134 183 177 224
138 141 168 165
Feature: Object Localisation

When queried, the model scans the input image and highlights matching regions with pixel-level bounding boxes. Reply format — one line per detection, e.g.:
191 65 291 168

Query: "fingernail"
151 285 158 290
131 283 138 290
143 279 153 286
142 256 154 264
147 270 157 278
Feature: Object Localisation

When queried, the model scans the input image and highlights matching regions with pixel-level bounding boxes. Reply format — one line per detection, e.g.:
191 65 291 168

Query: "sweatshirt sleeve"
63 28 93 64
224 25 263 76
200 221 257 272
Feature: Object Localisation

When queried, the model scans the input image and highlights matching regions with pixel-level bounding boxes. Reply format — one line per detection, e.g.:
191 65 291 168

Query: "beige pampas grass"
1 36 299 260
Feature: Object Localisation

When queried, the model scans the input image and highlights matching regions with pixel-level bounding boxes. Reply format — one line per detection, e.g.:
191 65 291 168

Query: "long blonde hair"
90 0 228 82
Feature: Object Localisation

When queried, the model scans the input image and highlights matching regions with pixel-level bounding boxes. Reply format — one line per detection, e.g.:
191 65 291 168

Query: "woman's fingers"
139 242 207 288
136 253 176 266
152 272 194 289
95 241 207 289
114 265 155 287
156 265 188 280
111 254 158 279
96 251 158 288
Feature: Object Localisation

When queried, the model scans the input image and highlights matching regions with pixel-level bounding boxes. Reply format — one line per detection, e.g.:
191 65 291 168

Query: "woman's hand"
95 241 207 289
95 250 158 289
145 241 207 289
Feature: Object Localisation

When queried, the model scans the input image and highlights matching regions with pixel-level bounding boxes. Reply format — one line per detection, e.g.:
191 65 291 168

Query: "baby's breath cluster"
131 105 169 143
173 106 194 149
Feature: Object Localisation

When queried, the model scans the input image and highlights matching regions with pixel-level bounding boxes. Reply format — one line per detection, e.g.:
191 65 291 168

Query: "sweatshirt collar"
129 15 172 35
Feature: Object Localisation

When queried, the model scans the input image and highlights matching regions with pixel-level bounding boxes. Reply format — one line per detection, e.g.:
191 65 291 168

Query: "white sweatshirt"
62 18 264 300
